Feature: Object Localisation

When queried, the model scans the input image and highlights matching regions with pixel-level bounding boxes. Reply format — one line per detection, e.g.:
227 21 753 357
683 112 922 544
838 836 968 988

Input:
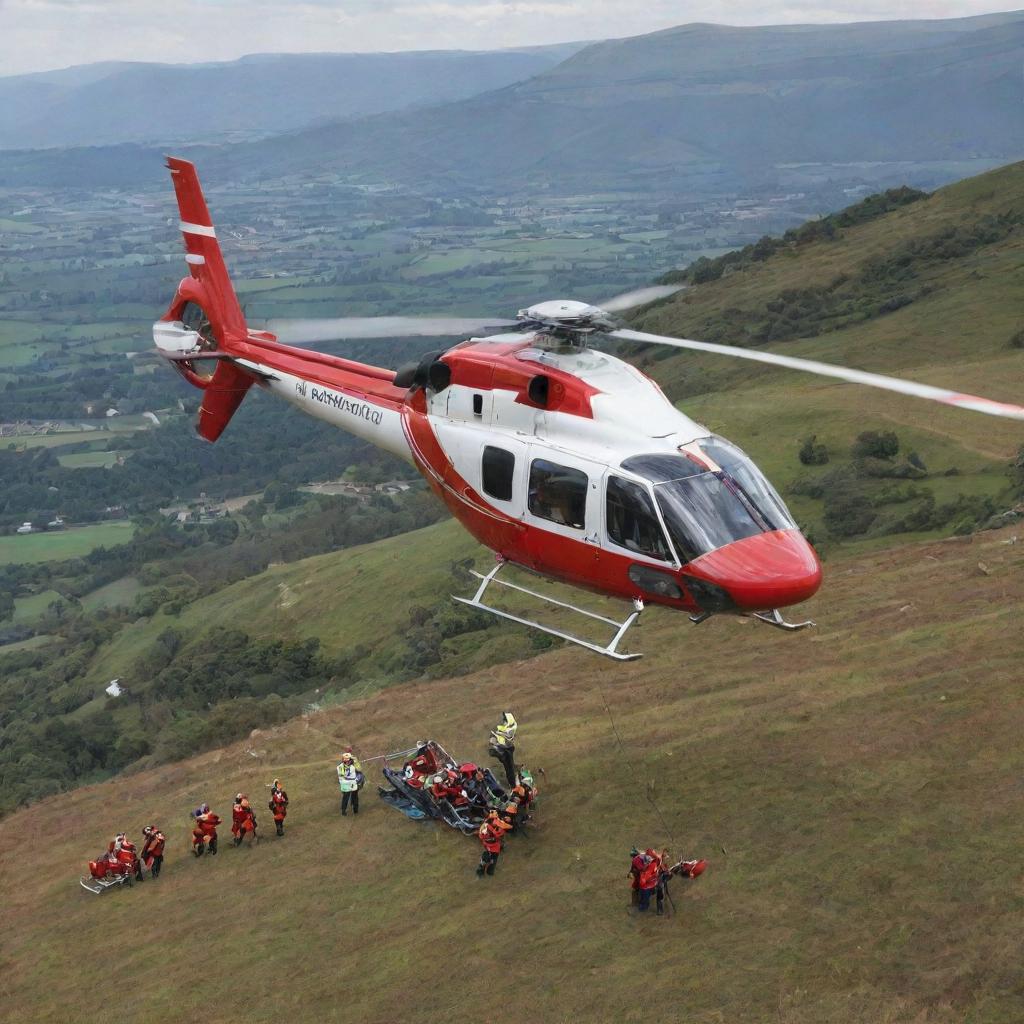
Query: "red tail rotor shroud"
161 157 254 441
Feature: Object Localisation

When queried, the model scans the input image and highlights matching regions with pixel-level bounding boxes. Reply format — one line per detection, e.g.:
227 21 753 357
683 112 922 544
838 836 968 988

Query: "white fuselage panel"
264 370 413 464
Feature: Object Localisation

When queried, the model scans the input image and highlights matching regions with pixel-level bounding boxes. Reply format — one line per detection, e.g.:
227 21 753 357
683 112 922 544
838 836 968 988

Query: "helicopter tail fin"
165 156 247 341
153 157 258 442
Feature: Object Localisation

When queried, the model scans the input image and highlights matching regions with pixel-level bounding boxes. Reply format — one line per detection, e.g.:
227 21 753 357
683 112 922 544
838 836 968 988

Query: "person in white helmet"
488 711 518 788
337 749 363 816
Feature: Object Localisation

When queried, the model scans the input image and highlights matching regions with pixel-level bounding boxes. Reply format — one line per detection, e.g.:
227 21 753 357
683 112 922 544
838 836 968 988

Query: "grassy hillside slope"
84 518 484 683
3 522 1022 1024
630 161 1024 542
6 159 1021 820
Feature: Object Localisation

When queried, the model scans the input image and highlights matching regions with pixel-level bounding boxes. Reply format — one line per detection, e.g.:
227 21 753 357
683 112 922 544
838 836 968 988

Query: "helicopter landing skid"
751 608 816 631
453 563 644 661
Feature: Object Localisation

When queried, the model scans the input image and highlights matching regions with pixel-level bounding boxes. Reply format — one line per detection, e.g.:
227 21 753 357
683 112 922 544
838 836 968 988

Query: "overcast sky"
0 0 1016 77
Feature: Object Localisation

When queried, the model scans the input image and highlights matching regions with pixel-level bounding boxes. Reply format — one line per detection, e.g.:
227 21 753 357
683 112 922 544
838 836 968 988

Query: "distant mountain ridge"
0 44 587 150
0 12 1020 193
220 11 1021 192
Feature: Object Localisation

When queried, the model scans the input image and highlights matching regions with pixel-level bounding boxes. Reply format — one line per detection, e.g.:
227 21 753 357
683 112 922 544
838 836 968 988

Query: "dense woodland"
0 392 408 531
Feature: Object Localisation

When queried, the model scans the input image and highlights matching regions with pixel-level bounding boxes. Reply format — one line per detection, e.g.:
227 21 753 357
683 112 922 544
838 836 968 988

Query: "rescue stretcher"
378 740 507 835
80 858 134 895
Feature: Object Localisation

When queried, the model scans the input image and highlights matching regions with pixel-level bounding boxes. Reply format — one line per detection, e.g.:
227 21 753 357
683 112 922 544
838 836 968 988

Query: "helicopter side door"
600 469 679 569
477 437 528 518
521 446 605 580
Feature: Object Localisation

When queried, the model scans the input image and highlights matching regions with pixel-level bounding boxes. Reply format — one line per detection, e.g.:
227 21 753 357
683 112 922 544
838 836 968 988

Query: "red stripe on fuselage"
444 341 599 419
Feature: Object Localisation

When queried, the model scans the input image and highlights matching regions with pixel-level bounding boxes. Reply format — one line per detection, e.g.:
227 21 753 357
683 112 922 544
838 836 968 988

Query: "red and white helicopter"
154 158 1024 660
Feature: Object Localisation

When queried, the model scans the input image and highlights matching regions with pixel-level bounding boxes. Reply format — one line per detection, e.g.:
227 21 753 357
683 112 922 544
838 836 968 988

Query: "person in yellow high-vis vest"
337 749 363 816
488 711 517 788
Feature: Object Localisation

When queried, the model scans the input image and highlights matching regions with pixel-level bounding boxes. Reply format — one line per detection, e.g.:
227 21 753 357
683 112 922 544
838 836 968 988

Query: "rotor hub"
516 299 617 343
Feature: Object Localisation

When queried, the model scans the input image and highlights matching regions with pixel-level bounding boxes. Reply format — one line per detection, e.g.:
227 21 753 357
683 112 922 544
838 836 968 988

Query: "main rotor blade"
613 328 1024 422
264 316 516 344
599 285 683 313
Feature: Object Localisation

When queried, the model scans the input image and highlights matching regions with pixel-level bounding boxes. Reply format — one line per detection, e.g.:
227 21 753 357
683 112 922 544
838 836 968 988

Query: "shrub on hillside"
788 476 826 500
798 436 830 466
856 458 927 480
852 430 900 460
823 486 876 537
872 484 931 507
873 492 996 537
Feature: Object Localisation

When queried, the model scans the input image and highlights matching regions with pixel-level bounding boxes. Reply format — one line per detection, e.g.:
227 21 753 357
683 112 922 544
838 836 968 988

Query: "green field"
0 217 43 233
56 451 122 469
11 589 63 623
2 522 1022 1023
0 634 55 654
0 522 134 565
79 576 144 612
0 319 47 345
8 430 110 449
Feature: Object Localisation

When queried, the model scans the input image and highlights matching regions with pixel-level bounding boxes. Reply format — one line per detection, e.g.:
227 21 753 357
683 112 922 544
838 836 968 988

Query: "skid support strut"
751 608 815 631
453 561 644 661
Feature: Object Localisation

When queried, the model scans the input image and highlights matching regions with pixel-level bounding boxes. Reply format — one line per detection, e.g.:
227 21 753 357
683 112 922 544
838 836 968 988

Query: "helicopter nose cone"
684 530 821 612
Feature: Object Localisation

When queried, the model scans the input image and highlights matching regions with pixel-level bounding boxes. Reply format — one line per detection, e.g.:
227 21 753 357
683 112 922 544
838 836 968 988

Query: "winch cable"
593 673 677 846
594 673 726 865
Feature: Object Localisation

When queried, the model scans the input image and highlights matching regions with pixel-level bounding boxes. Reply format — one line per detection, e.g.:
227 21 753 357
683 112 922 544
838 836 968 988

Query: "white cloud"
0 0 1013 75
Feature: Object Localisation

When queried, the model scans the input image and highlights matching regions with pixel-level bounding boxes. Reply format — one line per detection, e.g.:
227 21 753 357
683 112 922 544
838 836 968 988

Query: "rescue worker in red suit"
268 779 288 836
627 847 646 906
428 772 461 803
403 742 434 786
499 800 523 834
636 848 666 913
510 774 536 811
476 810 512 878
141 825 166 878
192 804 220 856
231 794 258 846
114 832 144 881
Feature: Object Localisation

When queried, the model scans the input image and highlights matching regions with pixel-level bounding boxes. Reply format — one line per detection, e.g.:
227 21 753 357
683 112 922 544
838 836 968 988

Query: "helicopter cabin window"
621 452 761 563
528 459 588 530
698 436 797 530
482 446 515 502
605 476 672 561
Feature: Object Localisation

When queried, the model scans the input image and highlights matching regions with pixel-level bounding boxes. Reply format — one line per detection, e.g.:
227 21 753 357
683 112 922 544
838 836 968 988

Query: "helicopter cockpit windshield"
621 437 798 564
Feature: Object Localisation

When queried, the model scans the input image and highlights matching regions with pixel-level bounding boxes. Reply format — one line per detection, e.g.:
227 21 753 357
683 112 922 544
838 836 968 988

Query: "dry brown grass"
2 524 1023 1023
